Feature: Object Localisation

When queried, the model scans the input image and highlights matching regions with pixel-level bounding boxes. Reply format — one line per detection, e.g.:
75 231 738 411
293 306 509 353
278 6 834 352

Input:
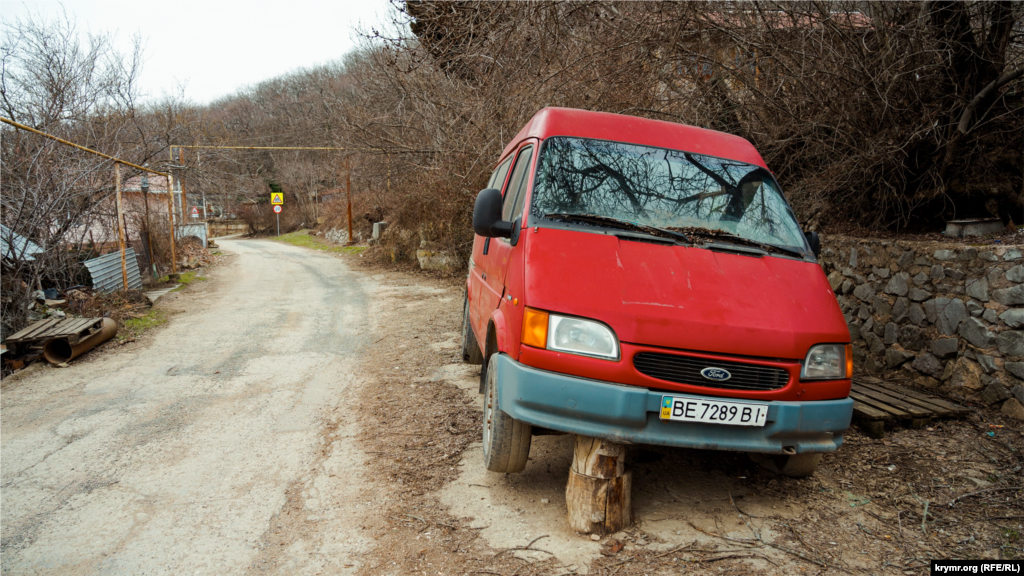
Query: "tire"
482 354 531 473
461 296 484 365
749 452 823 478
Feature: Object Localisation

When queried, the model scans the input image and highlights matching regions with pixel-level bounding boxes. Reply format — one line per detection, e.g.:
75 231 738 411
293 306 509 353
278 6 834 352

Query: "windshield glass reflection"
530 137 807 252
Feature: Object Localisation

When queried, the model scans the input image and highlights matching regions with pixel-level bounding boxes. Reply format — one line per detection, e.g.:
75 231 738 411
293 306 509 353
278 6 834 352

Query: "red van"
462 108 852 478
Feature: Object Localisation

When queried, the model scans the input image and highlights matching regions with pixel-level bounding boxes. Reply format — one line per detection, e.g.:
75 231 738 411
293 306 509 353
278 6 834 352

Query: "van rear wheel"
749 452 822 478
482 354 531 473
461 296 483 365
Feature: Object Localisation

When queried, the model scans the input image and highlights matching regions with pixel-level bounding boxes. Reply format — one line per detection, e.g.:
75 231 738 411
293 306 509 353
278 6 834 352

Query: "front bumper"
495 354 853 455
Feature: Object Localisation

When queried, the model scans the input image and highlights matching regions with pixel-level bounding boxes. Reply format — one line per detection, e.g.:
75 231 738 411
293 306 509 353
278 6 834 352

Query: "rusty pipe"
43 318 117 364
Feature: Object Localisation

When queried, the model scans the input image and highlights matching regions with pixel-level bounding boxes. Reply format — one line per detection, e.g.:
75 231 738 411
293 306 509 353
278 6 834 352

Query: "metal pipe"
1 117 168 176
42 318 117 364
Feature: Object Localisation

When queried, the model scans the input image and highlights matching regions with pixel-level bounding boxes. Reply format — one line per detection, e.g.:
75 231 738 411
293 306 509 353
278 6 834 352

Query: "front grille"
633 352 790 391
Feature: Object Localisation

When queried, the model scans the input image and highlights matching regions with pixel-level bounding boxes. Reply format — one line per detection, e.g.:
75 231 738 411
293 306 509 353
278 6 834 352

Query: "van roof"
500 107 767 169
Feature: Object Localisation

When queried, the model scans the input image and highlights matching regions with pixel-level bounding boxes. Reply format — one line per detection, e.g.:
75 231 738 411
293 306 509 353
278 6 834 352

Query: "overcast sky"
0 0 392 105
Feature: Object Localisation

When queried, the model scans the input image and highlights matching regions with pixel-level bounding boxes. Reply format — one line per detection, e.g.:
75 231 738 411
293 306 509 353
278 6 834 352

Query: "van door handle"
482 272 487 280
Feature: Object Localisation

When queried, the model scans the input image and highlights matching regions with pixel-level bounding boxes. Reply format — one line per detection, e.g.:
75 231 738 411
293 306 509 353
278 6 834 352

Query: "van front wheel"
750 452 822 478
482 354 531 473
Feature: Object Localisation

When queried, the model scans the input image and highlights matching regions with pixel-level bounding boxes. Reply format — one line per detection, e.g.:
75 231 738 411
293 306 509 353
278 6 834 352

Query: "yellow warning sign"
271 193 284 205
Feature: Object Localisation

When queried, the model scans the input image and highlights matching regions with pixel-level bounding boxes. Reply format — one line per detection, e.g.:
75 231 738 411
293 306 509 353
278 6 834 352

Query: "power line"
1 117 169 176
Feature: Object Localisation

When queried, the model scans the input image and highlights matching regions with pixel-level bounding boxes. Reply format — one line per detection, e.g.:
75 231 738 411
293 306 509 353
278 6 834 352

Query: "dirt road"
3 236 1020 576
2 238 378 575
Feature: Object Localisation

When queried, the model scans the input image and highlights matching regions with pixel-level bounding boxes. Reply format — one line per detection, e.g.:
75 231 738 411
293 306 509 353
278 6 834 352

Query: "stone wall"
819 236 1024 418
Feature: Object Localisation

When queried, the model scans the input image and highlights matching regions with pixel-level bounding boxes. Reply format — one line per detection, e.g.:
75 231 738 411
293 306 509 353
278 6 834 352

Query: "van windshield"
530 137 808 253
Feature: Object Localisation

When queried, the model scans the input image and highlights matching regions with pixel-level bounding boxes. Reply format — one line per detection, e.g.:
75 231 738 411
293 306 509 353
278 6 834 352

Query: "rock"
957 248 978 261
992 285 1024 306
1001 309 1024 328
892 297 909 322
827 271 844 291
914 256 931 266
976 354 998 375
982 309 998 323
372 221 388 240
949 358 985 391
940 361 954 381
944 268 965 281
978 251 998 262
885 273 909 296
841 280 854 294
908 288 931 302
912 353 944 378
857 305 870 320
996 330 1024 357
864 331 885 354
872 295 891 320
897 250 915 269
885 347 914 368
913 272 928 286
1004 248 1022 261
988 267 1003 286
884 322 899 345
873 267 891 279
965 277 989 302
853 283 875 302
982 381 1011 405
862 316 874 335
959 317 995 348
864 356 883 374
929 264 945 282
849 247 857 267
909 304 928 326
416 250 453 270
1006 265 1024 284
934 249 956 261
899 325 926 351
1011 385 1024 405
923 298 968 336
847 322 861 342
931 338 959 359
1005 362 1024 380
1001 398 1024 420
966 299 984 317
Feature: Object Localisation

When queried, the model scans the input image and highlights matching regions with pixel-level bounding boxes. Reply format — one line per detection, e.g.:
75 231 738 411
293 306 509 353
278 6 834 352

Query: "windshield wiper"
544 213 691 244
666 227 805 258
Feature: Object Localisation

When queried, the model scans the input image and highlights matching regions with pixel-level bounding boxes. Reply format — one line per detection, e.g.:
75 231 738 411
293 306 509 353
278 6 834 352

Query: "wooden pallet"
850 377 971 438
3 317 106 354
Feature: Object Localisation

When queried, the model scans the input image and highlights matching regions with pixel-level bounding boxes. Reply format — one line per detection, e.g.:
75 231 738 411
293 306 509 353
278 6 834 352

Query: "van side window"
488 156 513 190
501 146 534 222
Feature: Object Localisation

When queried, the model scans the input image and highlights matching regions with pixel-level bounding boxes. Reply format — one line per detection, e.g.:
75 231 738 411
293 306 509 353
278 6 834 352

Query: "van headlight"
521 307 620 360
801 344 853 380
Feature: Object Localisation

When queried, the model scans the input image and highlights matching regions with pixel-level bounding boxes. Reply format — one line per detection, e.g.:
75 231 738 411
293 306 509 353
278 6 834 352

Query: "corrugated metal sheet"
1 224 45 261
84 249 142 292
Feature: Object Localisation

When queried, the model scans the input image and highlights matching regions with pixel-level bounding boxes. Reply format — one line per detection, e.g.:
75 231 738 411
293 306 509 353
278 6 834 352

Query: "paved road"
2 238 374 576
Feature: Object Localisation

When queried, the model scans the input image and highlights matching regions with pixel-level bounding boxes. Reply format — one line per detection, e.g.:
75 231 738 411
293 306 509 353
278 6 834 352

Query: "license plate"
660 395 768 427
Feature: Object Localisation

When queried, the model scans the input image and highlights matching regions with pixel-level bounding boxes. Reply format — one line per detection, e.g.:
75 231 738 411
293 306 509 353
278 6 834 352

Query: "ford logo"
700 367 732 381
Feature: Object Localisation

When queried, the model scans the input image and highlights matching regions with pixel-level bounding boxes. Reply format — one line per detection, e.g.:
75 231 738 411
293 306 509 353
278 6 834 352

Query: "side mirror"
805 231 821 258
473 188 513 238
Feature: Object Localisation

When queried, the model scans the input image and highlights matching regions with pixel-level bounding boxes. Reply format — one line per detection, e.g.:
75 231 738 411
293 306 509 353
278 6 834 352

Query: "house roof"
1 224 45 262
499 107 767 169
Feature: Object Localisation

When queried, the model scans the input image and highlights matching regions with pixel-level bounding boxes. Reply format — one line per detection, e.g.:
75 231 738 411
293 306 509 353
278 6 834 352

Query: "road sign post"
273 204 282 236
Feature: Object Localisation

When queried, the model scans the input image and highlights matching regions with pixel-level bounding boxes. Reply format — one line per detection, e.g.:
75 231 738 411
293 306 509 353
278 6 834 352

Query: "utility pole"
114 162 129 292
345 158 355 246
142 174 157 279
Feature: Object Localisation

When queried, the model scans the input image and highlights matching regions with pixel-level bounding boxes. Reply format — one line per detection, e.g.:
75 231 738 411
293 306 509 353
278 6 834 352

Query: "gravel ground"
3 236 1021 576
